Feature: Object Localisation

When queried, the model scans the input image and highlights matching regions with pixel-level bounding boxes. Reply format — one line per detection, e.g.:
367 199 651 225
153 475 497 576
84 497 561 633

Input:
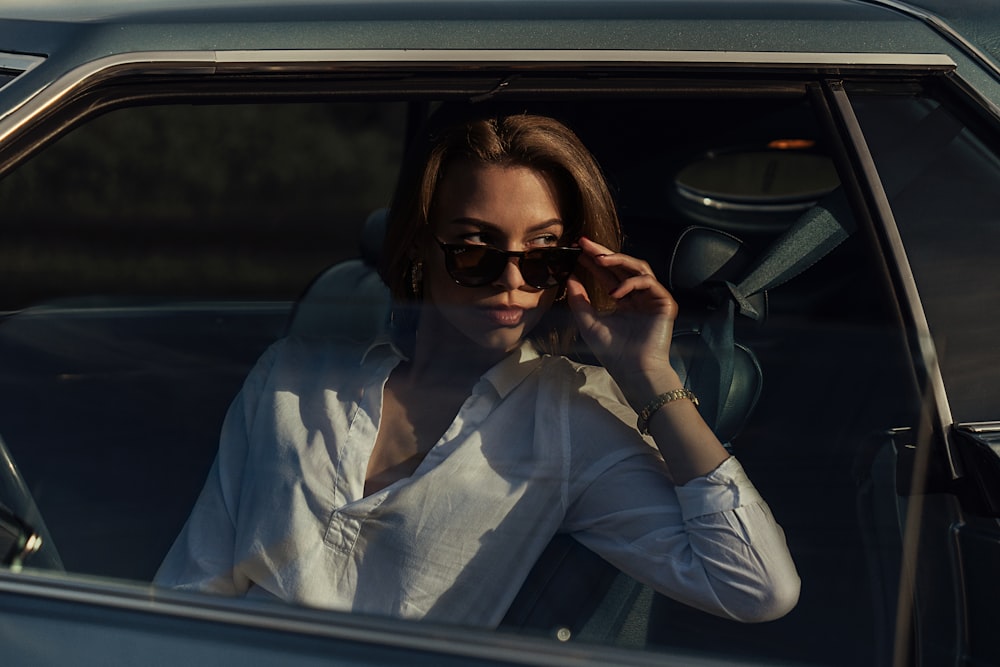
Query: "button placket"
323 355 396 551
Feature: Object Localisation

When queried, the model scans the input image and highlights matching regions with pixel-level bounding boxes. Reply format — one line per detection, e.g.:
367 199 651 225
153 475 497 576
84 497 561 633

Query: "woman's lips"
480 306 525 327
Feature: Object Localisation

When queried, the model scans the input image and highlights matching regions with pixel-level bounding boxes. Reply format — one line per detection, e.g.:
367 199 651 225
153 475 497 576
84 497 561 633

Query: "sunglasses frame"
434 238 582 289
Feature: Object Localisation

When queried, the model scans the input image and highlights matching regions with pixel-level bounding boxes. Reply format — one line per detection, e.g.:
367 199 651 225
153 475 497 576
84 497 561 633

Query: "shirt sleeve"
153 341 281 595
561 368 800 623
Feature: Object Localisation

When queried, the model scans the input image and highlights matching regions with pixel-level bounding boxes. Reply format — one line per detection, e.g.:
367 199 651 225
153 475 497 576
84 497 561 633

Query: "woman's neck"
404 308 513 389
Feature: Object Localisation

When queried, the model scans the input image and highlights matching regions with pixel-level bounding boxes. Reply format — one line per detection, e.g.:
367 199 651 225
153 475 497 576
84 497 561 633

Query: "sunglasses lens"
441 242 581 289
445 245 506 287
521 248 581 288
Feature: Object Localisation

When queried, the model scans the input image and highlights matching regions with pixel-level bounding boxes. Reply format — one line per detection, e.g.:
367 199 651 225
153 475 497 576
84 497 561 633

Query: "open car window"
0 61 990 666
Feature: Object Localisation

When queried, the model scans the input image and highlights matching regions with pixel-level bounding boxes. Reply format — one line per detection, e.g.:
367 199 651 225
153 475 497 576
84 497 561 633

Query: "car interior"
0 82 925 665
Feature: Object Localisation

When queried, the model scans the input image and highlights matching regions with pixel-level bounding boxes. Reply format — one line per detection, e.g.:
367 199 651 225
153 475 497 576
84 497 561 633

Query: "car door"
0 44 996 666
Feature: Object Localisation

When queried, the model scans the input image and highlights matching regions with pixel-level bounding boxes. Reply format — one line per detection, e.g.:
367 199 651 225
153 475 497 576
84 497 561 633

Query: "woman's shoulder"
269 334 391 363
273 333 360 359
242 335 394 391
538 354 659 468
539 353 629 405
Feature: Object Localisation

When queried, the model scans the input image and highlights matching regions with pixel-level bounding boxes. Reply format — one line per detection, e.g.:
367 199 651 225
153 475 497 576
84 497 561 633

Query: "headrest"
669 332 761 445
668 226 767 322
361 208 388 267
286 208 391 340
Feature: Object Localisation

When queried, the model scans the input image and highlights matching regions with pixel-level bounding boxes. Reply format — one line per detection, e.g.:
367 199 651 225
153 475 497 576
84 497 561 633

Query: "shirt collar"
361 332 406 365
361 335 544 400
481 340 545 399
360 306 408 365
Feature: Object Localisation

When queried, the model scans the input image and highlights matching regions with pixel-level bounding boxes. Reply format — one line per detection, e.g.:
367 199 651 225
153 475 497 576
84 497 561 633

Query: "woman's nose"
492 256 526 291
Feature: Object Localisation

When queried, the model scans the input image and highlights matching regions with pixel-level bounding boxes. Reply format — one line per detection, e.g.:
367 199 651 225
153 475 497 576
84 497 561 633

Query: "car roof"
0 0 960 61
0 0 991 60
877 0 1000 80
0 0 997 113
0 0 943 48
0 0 918 23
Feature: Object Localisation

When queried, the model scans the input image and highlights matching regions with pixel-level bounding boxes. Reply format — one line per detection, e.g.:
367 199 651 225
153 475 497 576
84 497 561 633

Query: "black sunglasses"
435 238 582 289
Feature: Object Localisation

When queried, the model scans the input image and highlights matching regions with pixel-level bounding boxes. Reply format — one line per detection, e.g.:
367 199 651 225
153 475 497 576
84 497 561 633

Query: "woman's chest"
364 380 471 496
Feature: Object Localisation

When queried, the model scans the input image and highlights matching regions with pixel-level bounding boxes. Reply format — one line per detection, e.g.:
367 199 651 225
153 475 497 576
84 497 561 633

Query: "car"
0 0 998 664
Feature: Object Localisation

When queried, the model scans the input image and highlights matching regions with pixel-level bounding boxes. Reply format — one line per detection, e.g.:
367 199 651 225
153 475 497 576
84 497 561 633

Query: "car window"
0 101 405 579
848 87 1000 666
0 103 405 309
0 89 931 666
848 90 1000 424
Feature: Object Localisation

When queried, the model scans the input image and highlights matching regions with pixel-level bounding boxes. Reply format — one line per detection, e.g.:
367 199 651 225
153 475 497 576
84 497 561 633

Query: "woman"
156 110 799 628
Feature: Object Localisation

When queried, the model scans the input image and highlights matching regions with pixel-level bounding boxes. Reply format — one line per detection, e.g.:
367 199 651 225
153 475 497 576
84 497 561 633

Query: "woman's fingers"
565 276 602 332
579 237 655 282
576 237 674 314
608 273 661 299
577 236 615 256
564 275 591 308
576 252 624 295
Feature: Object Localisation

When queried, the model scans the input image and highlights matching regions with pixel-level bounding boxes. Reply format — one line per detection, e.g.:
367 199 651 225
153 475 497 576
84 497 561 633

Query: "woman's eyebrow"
445 218 565 232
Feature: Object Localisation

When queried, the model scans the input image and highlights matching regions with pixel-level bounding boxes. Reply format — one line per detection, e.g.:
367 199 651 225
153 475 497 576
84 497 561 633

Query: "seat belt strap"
697 189 854 429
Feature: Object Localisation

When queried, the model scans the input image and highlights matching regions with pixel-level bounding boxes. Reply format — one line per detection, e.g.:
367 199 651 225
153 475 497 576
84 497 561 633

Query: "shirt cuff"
674 456 764 521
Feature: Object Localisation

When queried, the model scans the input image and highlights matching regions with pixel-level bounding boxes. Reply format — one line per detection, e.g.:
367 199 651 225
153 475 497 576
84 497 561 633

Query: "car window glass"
0 93 928 667
0 102 404 308
849 92 1000 423
0 102 404 580
514 96 921 665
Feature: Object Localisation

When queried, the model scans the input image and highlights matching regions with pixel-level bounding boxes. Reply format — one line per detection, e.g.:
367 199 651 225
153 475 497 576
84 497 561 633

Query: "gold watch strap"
636 388 699 435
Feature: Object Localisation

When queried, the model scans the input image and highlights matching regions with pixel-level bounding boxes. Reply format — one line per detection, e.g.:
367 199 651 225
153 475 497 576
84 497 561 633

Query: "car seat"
286 208 390 342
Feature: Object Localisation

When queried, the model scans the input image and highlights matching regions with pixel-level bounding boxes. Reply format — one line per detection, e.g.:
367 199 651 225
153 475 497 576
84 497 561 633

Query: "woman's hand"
566 236 730 483
565 236 681 404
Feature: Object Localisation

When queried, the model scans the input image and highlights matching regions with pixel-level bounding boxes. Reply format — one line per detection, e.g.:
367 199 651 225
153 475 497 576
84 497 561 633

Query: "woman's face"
420 158 565 354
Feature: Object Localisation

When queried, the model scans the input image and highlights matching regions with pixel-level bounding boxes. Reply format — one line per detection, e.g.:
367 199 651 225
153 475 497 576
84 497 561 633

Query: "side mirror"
952 425 1000 518
0 503 42 570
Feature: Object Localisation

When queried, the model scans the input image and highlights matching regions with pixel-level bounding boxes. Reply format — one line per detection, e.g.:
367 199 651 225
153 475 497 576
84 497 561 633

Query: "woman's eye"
453 231 560 247
458 232 490 245
529 234 559 247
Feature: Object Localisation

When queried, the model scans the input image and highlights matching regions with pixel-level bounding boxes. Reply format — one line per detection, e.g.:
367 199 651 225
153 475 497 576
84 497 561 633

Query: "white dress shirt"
155 335 799 627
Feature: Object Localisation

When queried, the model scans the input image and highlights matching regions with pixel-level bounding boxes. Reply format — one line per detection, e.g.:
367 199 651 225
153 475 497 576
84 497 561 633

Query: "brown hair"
379 108 622 355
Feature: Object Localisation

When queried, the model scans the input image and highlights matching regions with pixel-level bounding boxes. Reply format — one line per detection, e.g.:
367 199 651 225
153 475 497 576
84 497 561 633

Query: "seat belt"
692 103 963 443
691 189 856 431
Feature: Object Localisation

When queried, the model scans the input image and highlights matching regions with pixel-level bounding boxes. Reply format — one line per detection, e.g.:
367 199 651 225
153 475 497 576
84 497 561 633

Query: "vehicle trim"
211 49 956 68
0 52 44 75
825 80 956 459
958 421 1000 434
957 422 1000 454
941 70 1000 126
862 0 1000 83
0 570 708 667
0 49 956 147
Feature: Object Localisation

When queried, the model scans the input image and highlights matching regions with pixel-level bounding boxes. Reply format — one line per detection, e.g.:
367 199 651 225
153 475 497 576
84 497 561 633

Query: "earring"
410 260 424 298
